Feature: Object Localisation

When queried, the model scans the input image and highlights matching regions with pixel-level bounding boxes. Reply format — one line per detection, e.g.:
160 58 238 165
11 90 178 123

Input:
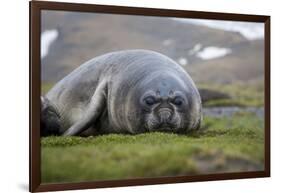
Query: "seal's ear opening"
41 96 61 137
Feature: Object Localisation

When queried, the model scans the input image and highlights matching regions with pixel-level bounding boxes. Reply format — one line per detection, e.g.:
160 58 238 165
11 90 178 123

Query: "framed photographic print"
29 1 270 192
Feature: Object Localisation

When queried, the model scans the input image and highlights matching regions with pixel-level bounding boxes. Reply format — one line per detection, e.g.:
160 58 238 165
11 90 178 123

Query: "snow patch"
162 39 173 46
41 29 59 59
178 57 188 66
173 18 264 40
196 47 232 60
188 43 202 55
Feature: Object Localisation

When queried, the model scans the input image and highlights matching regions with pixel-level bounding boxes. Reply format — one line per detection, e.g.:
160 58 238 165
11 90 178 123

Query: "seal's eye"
144 96 156 106
172 97 184 106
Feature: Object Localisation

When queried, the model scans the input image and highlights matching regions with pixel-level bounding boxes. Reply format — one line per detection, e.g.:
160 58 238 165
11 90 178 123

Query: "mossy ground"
41 112 264 183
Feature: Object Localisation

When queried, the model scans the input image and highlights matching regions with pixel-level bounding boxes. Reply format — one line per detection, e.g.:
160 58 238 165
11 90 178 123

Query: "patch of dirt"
192 150 263 173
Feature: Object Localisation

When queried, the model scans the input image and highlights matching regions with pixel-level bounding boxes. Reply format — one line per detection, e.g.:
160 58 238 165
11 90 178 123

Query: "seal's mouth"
145 107 181 133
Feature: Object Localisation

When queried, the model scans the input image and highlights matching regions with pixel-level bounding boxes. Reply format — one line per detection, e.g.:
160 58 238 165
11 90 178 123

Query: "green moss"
41 113 264 183
41 82 54 95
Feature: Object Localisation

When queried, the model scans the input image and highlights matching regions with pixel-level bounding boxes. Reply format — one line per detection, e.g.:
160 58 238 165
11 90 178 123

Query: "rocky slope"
41 11 264 86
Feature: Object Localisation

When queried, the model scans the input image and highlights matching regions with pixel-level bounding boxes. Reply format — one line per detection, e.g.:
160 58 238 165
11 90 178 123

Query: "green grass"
41 113 264 184
198 82 264 107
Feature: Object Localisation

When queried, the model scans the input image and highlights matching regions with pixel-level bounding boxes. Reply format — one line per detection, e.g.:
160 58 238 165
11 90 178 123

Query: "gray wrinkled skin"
42 50 202 136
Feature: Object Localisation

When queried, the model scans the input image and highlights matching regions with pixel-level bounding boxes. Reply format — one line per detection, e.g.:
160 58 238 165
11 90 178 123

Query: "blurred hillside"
41 11 264 86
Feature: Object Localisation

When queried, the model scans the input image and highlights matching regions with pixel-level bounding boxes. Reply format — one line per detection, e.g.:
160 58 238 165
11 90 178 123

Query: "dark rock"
198 88 230 103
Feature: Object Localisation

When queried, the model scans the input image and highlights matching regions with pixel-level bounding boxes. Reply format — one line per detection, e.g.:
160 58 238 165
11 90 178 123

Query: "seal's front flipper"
63 82 107 136
41 96 61 136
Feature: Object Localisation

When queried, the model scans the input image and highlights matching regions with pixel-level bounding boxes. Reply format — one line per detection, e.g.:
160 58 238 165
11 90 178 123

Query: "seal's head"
125 72 202 134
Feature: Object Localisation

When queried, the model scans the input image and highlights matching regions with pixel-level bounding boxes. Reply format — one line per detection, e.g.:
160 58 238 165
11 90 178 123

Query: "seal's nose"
158 108 172 124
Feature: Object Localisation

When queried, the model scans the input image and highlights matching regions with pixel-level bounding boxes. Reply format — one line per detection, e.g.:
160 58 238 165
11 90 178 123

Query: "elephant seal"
41 50 202 136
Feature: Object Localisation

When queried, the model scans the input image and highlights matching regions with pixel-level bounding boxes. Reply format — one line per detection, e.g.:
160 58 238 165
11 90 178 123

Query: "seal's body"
41 50 202 136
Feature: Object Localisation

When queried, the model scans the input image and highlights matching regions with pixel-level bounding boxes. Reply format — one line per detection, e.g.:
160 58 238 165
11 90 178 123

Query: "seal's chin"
157 127 174 132
155 122 173 132
148 123 177 133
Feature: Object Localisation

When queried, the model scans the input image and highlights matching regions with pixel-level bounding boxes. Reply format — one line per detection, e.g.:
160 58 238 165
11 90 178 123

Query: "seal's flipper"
63 81 107 136
41 96 61 136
